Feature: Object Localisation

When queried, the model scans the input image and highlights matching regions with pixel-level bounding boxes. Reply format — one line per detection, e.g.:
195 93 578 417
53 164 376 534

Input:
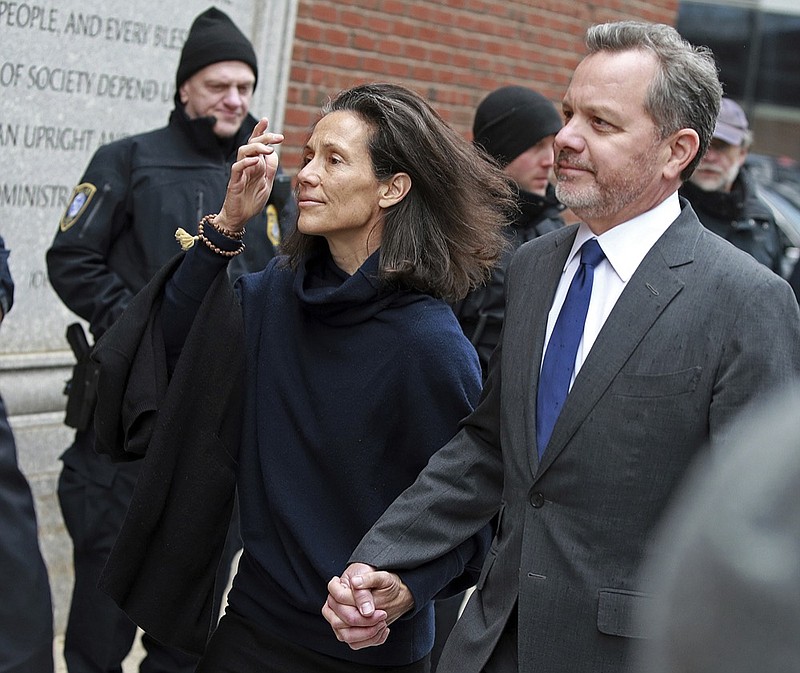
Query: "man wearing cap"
680 97 783 273
46 7 295 673
454 86 566 377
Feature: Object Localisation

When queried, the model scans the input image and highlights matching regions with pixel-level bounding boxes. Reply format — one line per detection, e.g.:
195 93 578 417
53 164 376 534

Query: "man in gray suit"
322 20 800 673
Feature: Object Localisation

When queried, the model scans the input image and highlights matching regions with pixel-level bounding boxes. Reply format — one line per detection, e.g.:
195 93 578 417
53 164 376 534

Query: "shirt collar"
565 191 681 283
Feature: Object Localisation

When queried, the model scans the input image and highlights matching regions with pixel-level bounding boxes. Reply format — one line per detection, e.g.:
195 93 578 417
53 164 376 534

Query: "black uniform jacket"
454 185 565 376
47 106 295 341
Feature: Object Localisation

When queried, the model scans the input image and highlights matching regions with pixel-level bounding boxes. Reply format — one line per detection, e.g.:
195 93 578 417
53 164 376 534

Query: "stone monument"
0 0 297 635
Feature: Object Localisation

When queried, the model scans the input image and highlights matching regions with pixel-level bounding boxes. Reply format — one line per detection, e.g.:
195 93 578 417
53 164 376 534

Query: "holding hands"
322 563 415 650
214 118 284 234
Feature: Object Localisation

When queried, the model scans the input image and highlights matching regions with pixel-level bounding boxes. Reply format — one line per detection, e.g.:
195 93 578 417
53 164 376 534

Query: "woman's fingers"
245 117 284 150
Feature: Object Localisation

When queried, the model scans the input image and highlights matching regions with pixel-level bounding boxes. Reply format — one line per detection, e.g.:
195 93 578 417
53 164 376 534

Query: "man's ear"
178 84 189 105
663 128 700 181
378 173 412 209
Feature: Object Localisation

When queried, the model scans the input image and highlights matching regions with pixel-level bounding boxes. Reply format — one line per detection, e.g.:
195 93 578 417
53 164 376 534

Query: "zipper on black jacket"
78 183 111 238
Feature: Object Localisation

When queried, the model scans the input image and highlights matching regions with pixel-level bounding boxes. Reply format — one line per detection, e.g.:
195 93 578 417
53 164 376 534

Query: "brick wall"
281 0 678 173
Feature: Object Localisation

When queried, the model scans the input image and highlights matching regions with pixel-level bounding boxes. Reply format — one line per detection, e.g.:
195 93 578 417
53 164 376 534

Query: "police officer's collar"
513 183 564 223
170 101 253 160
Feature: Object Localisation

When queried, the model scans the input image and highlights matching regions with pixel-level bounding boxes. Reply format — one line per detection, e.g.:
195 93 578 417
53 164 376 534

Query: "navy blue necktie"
536 238 605 458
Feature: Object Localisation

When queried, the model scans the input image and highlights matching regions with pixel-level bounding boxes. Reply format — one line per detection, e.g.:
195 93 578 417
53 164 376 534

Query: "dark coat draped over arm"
90 252 245 655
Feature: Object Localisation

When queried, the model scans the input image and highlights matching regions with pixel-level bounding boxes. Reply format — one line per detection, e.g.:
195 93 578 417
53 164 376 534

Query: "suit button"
530 492 545 508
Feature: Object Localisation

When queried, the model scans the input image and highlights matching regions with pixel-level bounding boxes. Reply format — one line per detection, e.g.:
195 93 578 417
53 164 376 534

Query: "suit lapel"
534 205 702 476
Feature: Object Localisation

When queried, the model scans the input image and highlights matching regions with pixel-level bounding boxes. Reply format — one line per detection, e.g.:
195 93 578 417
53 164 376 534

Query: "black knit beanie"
176 7 258 90
473 86 563 167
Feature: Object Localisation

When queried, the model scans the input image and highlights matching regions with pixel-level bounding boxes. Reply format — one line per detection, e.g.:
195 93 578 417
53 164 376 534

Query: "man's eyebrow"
204 77 255 86
582 103 624 122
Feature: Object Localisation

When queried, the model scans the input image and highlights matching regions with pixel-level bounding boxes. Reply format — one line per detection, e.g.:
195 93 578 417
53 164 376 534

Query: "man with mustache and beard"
323 21 800 673
679 97 783 274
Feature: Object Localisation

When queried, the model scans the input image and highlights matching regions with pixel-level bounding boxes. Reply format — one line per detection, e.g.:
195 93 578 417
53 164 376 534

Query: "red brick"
284 0 679 147
308 3 338 24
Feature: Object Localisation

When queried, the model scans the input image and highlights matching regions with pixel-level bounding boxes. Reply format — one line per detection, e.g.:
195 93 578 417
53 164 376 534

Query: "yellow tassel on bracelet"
175 227 197 250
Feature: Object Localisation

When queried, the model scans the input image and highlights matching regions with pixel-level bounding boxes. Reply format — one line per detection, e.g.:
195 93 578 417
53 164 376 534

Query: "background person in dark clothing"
680 97 783 274
45 7 296 673
454 86 566 377
0 235 54 673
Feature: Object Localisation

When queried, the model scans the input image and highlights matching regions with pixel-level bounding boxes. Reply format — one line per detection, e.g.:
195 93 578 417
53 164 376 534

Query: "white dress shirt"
542 192 682 386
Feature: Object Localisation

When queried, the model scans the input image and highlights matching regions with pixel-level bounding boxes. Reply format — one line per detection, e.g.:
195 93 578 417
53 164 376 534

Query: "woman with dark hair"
282 83 509 298
91 82 512 672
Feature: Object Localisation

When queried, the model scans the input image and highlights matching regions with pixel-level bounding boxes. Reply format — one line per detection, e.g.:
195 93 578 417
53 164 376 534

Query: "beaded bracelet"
197 221 245 258
200 213 245 241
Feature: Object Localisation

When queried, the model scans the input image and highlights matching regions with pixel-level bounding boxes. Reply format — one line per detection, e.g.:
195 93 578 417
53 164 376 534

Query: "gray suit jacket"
352 202 800 673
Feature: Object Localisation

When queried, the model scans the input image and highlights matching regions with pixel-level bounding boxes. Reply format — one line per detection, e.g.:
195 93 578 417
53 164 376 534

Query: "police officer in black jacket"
46 8 296 673
680 97 783 275
453 86 566 379
1 235 54 673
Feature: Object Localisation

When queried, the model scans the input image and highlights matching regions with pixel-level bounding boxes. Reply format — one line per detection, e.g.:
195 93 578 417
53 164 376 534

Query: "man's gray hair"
586 21 723 181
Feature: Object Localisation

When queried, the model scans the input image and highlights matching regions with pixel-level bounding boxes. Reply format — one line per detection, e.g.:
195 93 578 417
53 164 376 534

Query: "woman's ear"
378 173 412 208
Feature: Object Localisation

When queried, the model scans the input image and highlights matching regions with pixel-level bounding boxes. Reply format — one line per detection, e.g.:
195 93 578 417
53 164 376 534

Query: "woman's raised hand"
215 118 285 233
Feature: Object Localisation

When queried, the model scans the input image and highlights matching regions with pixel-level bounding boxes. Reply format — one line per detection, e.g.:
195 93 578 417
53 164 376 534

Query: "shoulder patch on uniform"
266 204 280 247
60 183 97 232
